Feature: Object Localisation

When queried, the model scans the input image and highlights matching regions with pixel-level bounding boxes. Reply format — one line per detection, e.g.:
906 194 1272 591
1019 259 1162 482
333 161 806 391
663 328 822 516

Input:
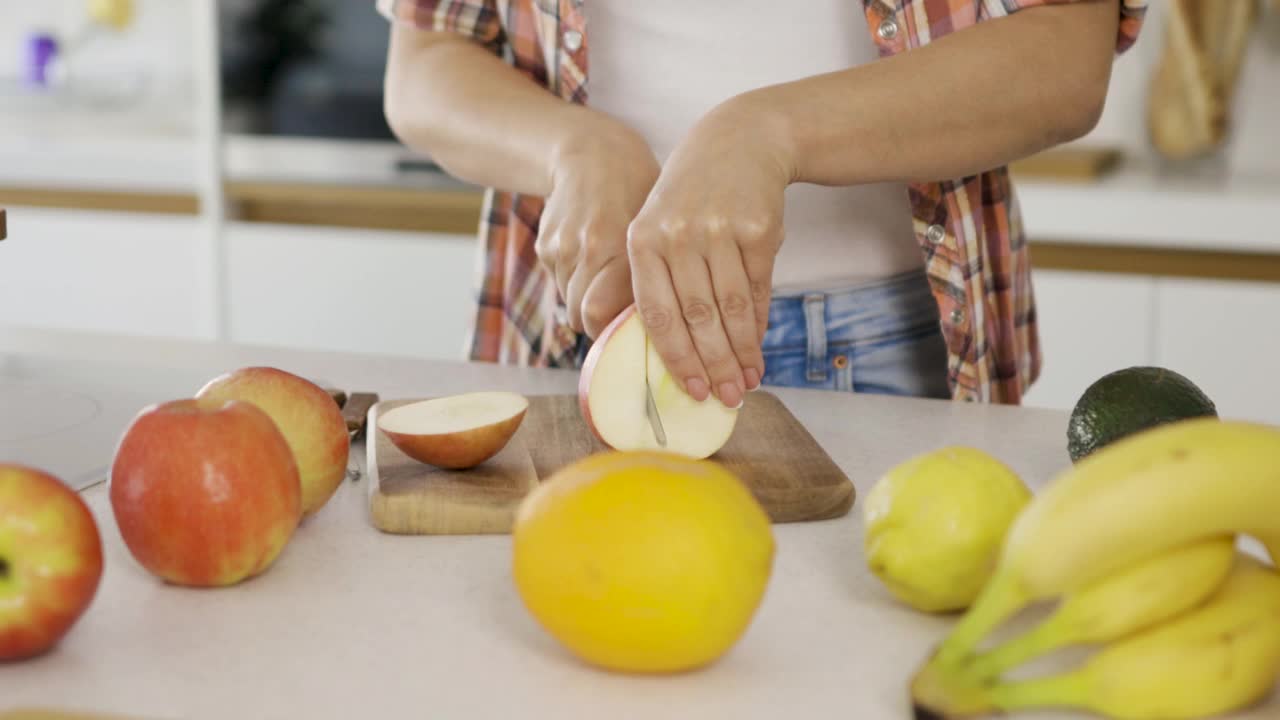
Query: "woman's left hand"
627 98 793 410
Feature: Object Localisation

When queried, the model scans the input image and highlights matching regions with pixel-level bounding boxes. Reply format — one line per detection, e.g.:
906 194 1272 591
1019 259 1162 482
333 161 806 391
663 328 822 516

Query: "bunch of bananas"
910 417 1280 720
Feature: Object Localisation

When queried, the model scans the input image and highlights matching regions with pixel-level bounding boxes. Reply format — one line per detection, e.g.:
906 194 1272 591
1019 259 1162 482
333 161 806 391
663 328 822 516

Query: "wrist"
549 111 656 190
710 90 800 187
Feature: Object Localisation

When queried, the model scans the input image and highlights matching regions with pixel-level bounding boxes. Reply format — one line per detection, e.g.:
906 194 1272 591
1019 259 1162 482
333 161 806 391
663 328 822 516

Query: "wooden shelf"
0 181 485 236
0 186 199 216
1032 241 1280 283
223 181 483 235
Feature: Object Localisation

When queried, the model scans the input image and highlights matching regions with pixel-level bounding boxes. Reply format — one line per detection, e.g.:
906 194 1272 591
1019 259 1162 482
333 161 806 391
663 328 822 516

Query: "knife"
643 336 667 447
341 392 379 442
326 390 379 481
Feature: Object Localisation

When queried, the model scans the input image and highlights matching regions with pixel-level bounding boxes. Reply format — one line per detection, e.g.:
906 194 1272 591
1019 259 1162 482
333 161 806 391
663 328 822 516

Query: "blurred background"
0 0 1277 423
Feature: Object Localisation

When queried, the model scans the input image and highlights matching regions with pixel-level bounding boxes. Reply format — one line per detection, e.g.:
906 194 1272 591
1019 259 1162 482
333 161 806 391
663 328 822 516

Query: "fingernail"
686 377 710 401
718 381 744 410
744 367 761 391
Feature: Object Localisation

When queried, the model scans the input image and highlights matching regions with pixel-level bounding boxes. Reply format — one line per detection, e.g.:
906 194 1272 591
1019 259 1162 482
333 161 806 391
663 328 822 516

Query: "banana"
934 418 1280 667
986 553 1280 720
963 535 1237 680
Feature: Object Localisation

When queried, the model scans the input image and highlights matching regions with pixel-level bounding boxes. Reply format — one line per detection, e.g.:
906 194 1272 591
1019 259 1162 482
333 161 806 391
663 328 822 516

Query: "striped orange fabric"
377 0 1148 403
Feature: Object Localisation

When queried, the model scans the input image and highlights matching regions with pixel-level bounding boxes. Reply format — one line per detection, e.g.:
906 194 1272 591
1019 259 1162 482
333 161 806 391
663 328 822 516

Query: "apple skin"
0 464 104 661
196 366 349 517
578 304 638 443
109 398 302 587
382 411 526 469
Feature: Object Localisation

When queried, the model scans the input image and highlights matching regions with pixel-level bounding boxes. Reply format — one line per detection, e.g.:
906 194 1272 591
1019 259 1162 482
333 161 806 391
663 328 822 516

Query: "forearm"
737 0 1120 186
383 26 625 197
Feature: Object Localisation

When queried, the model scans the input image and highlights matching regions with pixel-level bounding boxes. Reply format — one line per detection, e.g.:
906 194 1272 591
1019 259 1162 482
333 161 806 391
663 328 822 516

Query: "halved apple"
578 306 739 459
378 391 529 469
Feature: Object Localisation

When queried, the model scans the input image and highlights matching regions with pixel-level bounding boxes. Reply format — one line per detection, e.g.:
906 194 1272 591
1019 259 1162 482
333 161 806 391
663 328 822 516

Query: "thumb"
580 256 635 339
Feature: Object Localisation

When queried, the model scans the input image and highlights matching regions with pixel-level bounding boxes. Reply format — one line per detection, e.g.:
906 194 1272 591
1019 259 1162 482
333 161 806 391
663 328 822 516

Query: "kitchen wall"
0 0 194 90
4 2 1278 171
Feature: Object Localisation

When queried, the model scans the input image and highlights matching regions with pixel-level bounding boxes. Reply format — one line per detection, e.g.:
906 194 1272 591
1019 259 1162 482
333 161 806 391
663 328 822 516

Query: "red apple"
196 367 349 517
109 398 301 587
579 306 739 459
0 464 103 661
378 392 528 469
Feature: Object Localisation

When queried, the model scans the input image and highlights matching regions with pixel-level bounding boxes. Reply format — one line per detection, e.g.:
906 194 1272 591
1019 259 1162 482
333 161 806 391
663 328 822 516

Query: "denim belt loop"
803 293 828 382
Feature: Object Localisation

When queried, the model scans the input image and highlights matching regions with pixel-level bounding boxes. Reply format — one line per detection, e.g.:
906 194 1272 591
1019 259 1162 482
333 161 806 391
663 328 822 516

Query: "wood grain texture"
1031 242 1280 283
0 187 199 215
367 392 854 535
1008 147 1124 181
225 182 483 235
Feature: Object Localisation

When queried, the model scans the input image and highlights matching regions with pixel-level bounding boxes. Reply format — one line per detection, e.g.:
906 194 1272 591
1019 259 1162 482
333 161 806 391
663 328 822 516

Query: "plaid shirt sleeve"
375 0 505 53
1000 0 1147 52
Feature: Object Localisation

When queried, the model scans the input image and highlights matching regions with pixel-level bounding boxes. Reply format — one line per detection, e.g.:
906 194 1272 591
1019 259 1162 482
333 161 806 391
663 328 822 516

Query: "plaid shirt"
377 0 1147 403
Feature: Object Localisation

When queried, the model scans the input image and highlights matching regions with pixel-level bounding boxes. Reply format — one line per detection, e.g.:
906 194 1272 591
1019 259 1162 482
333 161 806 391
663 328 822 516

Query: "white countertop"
2 325 1276 720
1016 161 1280 254
0 126 472 194
1 121 1275 254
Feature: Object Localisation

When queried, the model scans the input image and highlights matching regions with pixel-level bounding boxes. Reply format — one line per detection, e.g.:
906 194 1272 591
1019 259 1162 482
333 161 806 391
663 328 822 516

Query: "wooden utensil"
367 392 855 535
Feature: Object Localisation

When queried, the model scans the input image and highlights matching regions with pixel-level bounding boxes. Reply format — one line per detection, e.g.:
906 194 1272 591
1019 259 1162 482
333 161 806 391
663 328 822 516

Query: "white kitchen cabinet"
224 222 477 360
0 206 208 339
1021 269 1157 411
1154 277 1280 425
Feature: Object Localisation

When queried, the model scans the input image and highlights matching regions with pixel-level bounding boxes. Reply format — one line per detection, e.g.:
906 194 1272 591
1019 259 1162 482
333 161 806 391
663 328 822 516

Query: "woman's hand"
536 122 660 338
627 99 794 410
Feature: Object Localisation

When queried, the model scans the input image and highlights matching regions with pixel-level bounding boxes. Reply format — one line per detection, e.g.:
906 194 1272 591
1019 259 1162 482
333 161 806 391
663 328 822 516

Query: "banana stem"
986 670 1091 713
936 571 1029 667
963 616 1066 681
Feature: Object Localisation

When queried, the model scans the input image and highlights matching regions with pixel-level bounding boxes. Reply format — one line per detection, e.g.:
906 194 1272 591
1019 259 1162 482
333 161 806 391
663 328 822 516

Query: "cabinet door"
1021 269 1157 411
0 207 207 338
225 222 477 360
1155 278 1280 425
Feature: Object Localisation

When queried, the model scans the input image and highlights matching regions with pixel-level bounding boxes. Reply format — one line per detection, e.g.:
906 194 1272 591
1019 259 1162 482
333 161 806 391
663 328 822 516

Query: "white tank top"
584 0 922 292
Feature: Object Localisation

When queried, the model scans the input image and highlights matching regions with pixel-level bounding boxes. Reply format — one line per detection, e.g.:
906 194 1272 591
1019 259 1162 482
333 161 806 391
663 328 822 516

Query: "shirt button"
926 224 945 244
877 17 899 41
563 29 583 52
949 308 965 325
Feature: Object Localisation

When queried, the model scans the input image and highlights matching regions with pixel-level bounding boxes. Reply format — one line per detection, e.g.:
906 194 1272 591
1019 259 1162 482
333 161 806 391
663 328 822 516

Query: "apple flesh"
378 391 528 469
196 366 349 517
0 464 104 661
110 398 302 587
579 306 739 459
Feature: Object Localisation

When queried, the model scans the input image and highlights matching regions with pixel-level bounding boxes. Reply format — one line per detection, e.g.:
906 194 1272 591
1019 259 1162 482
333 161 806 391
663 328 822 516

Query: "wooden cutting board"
367 392 854 535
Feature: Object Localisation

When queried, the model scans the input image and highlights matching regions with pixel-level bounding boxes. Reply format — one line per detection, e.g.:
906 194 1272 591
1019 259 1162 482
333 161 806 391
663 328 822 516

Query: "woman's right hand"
536 120 660 338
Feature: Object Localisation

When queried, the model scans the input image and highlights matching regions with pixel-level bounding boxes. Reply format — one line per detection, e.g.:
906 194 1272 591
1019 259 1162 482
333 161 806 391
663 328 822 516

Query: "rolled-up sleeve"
1000 0 1147 53
376 0 505 52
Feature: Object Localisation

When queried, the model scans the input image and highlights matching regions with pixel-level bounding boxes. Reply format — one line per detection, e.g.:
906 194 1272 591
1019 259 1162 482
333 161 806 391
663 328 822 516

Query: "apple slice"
579 306 739 459
378 391 529 469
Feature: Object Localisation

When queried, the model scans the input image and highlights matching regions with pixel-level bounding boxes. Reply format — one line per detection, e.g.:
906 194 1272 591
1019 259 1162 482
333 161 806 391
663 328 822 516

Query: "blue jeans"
760 270 952 399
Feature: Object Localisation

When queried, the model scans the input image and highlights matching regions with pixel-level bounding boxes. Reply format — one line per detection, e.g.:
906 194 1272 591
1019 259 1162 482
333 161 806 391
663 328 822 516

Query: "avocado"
1067 366 1218 463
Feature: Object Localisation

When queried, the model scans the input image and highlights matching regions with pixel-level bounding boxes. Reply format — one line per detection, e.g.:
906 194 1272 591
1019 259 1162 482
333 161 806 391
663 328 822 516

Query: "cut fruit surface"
579 307 738 459
378 391 528 469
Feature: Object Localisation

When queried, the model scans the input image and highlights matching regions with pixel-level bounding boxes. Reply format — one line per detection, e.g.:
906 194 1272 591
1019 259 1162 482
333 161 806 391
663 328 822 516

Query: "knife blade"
643 336 667 447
